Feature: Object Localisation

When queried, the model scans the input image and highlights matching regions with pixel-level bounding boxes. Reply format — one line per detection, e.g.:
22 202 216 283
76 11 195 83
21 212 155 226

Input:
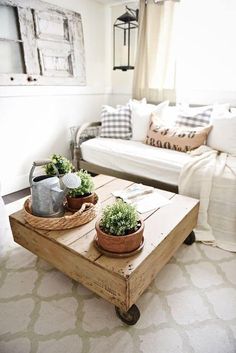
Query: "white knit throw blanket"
179 145 236 252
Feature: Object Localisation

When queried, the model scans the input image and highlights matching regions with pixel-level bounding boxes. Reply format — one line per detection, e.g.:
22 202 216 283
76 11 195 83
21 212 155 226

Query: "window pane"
34 11 70 41
114 27 126 67
0 41 25 73
0 5 20 40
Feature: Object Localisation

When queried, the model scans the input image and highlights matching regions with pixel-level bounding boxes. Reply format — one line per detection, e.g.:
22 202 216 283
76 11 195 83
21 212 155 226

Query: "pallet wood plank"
92 174 116 189
9 209 49 236
50 197 113 246
68 229 100 260
128 203 199 308
95 178 133 202
10 218 128 310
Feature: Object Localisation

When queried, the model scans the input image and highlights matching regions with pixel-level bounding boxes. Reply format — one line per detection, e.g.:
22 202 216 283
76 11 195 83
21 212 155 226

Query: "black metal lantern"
113 6 139 71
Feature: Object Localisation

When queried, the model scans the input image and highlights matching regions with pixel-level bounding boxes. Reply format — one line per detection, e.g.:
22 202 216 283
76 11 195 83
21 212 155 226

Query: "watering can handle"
32 160 52 167
29 159 59 186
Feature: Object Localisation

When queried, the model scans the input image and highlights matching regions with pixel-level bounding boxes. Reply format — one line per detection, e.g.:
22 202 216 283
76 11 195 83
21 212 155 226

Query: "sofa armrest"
73 121 101 170
75 121 101 147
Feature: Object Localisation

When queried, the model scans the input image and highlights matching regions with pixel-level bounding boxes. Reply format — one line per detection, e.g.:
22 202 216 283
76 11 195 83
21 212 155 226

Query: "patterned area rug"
0 198 236 353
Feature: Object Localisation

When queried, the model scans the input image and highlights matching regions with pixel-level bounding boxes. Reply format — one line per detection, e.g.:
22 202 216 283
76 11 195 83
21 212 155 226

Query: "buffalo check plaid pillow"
175 107 213 128
100 105 132 139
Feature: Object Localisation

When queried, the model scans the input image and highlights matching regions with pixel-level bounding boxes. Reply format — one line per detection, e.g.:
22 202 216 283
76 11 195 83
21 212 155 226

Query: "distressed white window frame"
0 0 86 86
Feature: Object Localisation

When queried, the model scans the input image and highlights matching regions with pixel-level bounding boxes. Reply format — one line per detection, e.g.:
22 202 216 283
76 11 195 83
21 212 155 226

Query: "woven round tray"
23 194 100 230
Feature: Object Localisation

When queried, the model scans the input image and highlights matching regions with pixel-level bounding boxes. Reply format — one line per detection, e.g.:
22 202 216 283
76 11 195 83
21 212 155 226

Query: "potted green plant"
66 169 95 210
44 154 74 176
95 200 144 254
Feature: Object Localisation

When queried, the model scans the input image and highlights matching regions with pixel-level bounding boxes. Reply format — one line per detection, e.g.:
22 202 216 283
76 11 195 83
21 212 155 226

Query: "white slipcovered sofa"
73 103 235 193
73 103 236 251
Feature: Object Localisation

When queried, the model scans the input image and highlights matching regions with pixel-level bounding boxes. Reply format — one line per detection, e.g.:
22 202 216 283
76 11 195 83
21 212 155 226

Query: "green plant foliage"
68 169 94 197
100 200 139 236
44 154 74 176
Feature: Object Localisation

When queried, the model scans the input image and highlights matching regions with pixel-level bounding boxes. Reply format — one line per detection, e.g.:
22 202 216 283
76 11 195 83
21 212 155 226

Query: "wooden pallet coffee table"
9 174 199 325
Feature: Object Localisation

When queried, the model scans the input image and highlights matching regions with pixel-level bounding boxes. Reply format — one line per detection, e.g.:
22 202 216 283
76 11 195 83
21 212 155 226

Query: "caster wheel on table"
184 231 196 245
115 304 140 325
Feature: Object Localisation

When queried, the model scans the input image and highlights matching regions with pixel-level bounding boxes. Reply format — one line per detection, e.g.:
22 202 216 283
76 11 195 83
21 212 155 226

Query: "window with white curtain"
177 0 236 95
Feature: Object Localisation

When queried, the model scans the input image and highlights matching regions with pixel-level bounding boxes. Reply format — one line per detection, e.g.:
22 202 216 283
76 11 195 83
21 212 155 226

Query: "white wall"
0 0 109 196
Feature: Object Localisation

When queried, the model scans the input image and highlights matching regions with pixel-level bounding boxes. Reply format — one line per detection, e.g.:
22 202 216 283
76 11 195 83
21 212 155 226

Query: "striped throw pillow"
175 107 212 128
100 105 132 139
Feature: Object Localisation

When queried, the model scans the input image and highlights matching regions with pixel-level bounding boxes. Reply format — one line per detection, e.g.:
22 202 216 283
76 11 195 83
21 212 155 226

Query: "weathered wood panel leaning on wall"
0 0 86 85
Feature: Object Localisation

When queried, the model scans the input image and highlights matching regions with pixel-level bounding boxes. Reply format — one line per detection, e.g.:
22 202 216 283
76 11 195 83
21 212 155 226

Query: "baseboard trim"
1 174 29 196
3 188 30 204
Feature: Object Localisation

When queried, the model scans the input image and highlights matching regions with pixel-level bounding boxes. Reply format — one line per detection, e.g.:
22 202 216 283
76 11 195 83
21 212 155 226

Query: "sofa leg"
184 231 195 245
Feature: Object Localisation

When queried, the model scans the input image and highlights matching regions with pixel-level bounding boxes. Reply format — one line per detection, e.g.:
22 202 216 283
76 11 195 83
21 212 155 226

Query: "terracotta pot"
66 192 95 210
95 219 144 253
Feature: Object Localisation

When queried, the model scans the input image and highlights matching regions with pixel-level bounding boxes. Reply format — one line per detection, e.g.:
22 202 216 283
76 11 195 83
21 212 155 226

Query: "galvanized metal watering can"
29 160 81 218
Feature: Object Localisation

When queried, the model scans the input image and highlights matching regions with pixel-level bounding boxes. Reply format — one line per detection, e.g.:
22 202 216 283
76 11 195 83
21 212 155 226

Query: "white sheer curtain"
133 0 179 103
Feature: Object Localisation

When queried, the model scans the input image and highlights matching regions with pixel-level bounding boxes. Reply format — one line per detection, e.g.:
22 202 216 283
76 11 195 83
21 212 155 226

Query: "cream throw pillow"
151 107 177 127
207 113 236 155
146 115 212 152
131 100 169 141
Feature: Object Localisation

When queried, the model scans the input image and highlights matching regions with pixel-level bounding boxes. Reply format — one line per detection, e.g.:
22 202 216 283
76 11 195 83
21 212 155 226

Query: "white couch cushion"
130 100 169 141
211 103 230 120
207 112 236 155
81 138 191 186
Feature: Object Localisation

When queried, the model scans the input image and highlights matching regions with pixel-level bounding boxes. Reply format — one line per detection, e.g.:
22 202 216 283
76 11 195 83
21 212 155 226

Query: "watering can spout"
50 186 65 213
51 186 65 201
